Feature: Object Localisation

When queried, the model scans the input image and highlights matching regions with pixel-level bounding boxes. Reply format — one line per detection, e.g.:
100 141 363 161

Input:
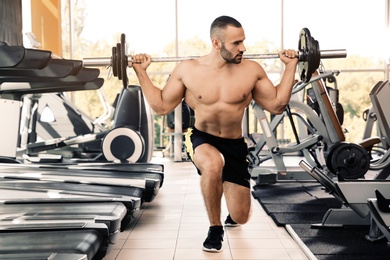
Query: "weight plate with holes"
297 28 320 83
326 141 370 179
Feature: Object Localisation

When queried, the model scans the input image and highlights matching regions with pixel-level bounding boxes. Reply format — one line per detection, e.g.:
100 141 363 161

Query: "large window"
61 0 390 144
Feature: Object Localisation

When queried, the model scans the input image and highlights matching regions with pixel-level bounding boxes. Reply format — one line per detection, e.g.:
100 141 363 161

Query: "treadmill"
0 165 161 202
0 201 127 234
0 41 158 260
0 222 109 260
0 179 142 218
0 230 101 259
0 44 164 203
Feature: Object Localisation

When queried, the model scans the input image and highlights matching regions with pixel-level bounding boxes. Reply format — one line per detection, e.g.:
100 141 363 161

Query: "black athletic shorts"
184 127 250 188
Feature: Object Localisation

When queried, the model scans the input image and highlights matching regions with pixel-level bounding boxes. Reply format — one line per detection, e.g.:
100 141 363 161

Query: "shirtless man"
132 15 298 252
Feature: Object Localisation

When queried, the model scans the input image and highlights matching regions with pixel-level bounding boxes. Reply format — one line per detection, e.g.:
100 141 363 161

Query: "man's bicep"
161 72 186 112
252 77 277 109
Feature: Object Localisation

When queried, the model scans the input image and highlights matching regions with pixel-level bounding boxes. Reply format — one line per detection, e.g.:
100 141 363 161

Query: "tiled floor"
103 155 313 260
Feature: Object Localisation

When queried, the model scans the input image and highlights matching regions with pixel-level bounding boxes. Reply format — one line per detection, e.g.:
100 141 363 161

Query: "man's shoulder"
242 58 262 67
240 59 265 76
176 57 209 72
176 58 201 68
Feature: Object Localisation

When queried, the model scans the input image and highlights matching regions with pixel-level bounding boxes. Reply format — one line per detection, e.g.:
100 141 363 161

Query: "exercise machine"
248 71 347 184
298 80 390 242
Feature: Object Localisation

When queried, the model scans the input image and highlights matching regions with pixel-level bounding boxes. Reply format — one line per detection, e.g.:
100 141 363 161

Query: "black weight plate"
313 39 321 72
306 35 316 79
298 28 310 82
328 142 369 179
326 141 344 173
297 28 322 83
116 43 122 80
121 34 128 88
112 46 117 77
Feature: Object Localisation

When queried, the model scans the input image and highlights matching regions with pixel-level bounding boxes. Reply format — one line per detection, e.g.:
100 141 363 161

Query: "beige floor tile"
144 223 182 232
175 237 205 249
226 229 278 239
111 239 126 250
227 221 273 231
179 221 210 231
178 228 211 239
128 229 178 239
181 209 208 217
228 238 285 249
230 248 292 259
122 238 177 249
174 248 233 260
115 249 175 260
180 215 211 223
116 230 131 240
279 238 301 249
176 237 229 249
103 249 119 260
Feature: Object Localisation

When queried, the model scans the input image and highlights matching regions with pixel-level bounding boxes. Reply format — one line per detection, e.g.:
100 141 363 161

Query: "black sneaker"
224 214 238 227
202 226 224 252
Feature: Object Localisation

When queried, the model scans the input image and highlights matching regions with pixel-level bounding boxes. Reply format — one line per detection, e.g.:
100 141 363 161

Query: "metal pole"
68 0 76 103
281 0 285 141
173 0 183 162
385 0 390 80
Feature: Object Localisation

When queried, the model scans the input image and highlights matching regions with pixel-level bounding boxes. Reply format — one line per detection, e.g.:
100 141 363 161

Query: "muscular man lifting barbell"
131 15 298 253
81 15 346 253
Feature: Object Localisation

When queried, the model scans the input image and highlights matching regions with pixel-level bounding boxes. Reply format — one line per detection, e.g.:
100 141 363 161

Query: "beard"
220 42 243 64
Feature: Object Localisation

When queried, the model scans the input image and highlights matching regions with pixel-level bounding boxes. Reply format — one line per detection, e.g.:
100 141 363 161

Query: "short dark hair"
210 16 242 39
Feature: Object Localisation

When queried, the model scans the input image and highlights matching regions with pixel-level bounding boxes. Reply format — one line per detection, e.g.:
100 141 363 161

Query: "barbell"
83 28 347 88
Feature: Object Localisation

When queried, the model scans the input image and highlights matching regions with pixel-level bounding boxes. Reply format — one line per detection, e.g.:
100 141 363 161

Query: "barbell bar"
83 28 347 88
83 49 346 66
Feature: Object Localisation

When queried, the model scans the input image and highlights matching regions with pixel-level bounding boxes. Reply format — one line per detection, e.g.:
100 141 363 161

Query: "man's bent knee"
193 144 224 171
230 208 251 225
